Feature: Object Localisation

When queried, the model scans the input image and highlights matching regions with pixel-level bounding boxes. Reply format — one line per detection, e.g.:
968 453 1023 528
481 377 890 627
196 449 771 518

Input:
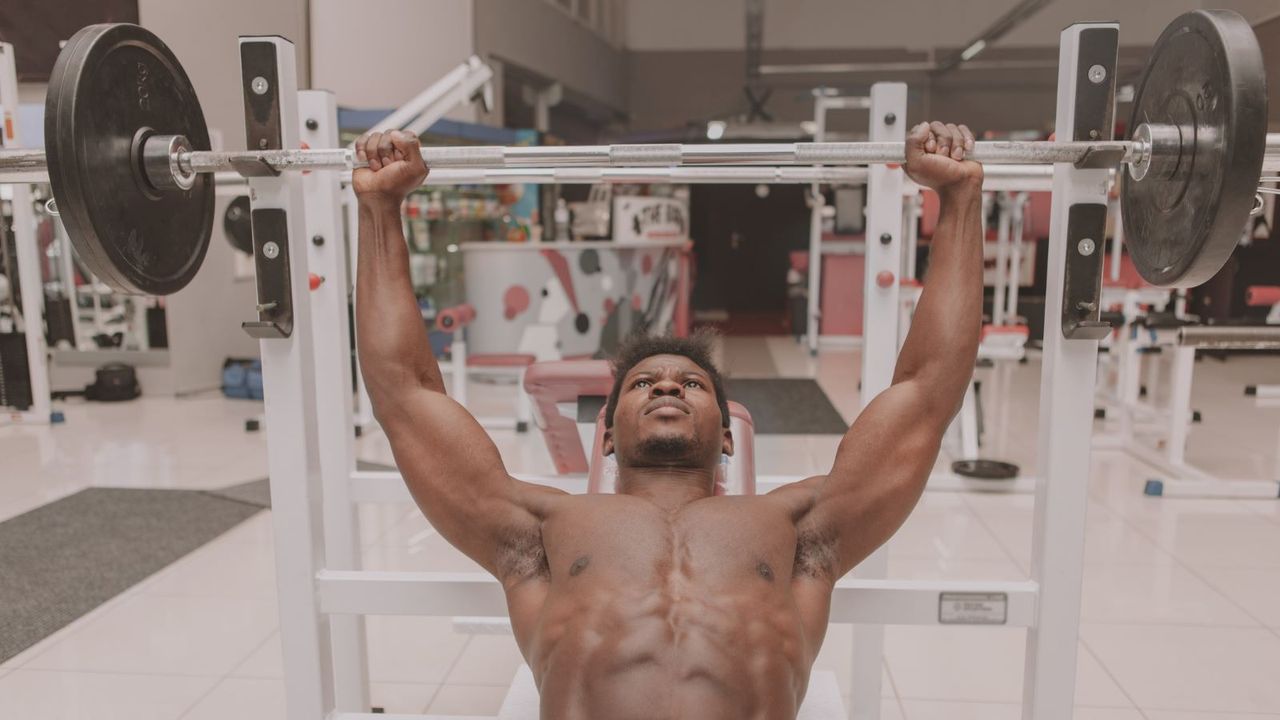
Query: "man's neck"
616 466 716 513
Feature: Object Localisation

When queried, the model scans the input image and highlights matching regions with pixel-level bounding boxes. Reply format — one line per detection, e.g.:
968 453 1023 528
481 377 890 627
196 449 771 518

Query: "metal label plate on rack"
44 24 214 296
939 592 1008 625
1121 10 1268 288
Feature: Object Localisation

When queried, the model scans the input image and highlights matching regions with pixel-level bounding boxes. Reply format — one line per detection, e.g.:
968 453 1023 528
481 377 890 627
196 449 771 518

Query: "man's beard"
635 433 697 463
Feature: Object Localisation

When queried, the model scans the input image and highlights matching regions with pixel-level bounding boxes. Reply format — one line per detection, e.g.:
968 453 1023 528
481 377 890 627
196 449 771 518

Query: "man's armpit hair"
793 524 838 580
495 524 551 584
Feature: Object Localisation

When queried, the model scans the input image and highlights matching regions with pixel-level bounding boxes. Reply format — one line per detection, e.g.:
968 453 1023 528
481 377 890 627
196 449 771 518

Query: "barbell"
0 10 1274 295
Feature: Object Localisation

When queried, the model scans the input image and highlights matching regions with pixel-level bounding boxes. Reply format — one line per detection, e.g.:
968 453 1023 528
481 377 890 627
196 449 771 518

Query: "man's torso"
500 488 836 720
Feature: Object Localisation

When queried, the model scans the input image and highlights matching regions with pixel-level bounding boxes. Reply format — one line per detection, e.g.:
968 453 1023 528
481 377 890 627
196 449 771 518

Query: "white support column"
806 192 823 356
347 188 376 433
299 89 370 714
239 36 335 720
1005 193 1027 322
1022 22 1118 720
53 220 82 347
849 81 906 720
1165 346 1195 467
0 42 51 424
903 192 921 281
805 95 829 357
1109 197 1123 283
451 337 468 404
958 380 980 459
993 193 1011 327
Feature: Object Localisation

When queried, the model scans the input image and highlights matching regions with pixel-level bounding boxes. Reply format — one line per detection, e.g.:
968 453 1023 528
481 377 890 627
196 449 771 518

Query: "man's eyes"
631 378 704 389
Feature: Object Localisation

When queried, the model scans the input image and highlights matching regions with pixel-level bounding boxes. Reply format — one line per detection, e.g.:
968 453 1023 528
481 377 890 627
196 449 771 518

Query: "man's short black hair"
605 329 730 429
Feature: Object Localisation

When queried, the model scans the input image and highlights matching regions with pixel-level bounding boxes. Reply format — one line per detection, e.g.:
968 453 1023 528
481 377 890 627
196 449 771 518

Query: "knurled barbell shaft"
181 140 1137 174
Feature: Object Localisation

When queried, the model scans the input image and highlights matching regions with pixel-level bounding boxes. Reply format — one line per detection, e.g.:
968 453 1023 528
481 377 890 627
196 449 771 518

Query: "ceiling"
623 0 1280 52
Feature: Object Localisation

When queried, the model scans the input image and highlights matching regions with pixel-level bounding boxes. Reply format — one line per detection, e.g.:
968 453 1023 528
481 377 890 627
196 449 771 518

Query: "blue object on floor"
222 359 264 400
1143 479 1165 496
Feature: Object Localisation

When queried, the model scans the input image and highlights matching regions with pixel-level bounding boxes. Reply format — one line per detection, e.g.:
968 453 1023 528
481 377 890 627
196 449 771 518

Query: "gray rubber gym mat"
202 460 396 509
723 378 849 434
0 487 263 663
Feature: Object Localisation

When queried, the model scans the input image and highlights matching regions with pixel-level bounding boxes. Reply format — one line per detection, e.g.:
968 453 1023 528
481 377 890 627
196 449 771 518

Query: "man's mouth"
644 397 691 416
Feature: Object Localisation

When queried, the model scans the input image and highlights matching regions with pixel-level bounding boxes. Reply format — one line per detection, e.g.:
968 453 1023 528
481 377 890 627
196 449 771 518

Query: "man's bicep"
381 387 542 573
811 381 948 573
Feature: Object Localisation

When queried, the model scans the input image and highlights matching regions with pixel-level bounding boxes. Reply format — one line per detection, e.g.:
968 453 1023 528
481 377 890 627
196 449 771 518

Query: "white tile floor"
3 337 1280 719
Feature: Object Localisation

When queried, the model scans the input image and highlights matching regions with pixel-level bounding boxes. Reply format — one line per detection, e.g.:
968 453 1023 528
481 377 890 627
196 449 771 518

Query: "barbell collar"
142 134 197 191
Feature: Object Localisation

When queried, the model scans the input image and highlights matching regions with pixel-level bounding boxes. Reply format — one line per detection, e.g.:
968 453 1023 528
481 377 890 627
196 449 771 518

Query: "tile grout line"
1077 637 1150 719
420 634 477 713
1088 476 1280 636
174 591 281 720
881 657 910 719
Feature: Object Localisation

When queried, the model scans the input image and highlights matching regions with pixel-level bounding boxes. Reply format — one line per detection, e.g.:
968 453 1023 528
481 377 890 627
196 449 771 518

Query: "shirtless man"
353 121 982 720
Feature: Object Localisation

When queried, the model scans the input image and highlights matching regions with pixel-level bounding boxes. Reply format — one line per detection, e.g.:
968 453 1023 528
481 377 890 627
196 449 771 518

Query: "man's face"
604 354 733 469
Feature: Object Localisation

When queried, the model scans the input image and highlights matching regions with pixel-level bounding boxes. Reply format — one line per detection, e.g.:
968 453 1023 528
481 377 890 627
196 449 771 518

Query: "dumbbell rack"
247 22 1114 720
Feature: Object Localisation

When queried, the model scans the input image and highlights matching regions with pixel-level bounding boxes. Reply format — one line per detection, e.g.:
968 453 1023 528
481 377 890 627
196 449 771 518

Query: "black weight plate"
952 460 1020 481
1122 10 1267 288
223 196 254 255
45 24 213 295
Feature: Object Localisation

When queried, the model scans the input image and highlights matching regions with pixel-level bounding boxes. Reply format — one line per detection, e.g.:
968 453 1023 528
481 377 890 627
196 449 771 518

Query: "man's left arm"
794 122 984 579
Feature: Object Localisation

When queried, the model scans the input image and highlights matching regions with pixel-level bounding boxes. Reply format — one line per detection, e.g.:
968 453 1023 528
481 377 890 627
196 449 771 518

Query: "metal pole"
299 88 371 715
806 192 823 356
993 193 1011 326
240 35 336 720
849 81 907 720
179 139 1140 174
1022 20 1116 720
805 96 829 357
1176 325 1280 349
6 133 1280 183
1005 192 1027 322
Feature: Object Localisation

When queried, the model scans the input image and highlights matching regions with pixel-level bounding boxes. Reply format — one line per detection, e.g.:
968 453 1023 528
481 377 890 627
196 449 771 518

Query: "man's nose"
650 379 683 397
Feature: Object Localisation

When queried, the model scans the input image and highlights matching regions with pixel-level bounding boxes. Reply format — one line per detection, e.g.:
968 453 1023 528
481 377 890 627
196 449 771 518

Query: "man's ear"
602 429 615 457
722 428 734 457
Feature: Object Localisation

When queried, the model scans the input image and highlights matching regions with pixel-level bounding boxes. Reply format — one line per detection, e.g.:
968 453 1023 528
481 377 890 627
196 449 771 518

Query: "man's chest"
538 495 804 584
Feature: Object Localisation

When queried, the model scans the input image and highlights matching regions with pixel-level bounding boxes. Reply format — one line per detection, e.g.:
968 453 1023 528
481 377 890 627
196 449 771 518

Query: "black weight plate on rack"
952 460 1020 481
45 24 213 295
223 195 254 255
1121 9 1267 288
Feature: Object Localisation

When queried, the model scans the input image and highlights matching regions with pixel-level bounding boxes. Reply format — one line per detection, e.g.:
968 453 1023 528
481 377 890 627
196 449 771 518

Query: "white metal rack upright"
249 20 1117 720
805 92 875 356
0 41 53 426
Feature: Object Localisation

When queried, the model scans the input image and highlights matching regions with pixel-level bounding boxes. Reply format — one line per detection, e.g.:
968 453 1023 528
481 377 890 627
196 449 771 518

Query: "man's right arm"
354 131 559 580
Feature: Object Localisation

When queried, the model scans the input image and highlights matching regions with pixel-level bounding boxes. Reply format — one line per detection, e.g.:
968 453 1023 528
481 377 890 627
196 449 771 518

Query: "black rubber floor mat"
0 487 263 663
723 378 848 434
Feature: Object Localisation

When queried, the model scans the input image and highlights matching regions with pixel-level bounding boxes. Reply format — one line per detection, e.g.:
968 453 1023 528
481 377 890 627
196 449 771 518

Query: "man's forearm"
892 186 984 409
356 199 445 403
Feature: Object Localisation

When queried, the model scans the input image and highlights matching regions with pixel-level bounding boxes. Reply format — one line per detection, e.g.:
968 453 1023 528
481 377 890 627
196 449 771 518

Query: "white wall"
164 190 262 395
625 0 1280 51
138 0 309 153
310 0 477 121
